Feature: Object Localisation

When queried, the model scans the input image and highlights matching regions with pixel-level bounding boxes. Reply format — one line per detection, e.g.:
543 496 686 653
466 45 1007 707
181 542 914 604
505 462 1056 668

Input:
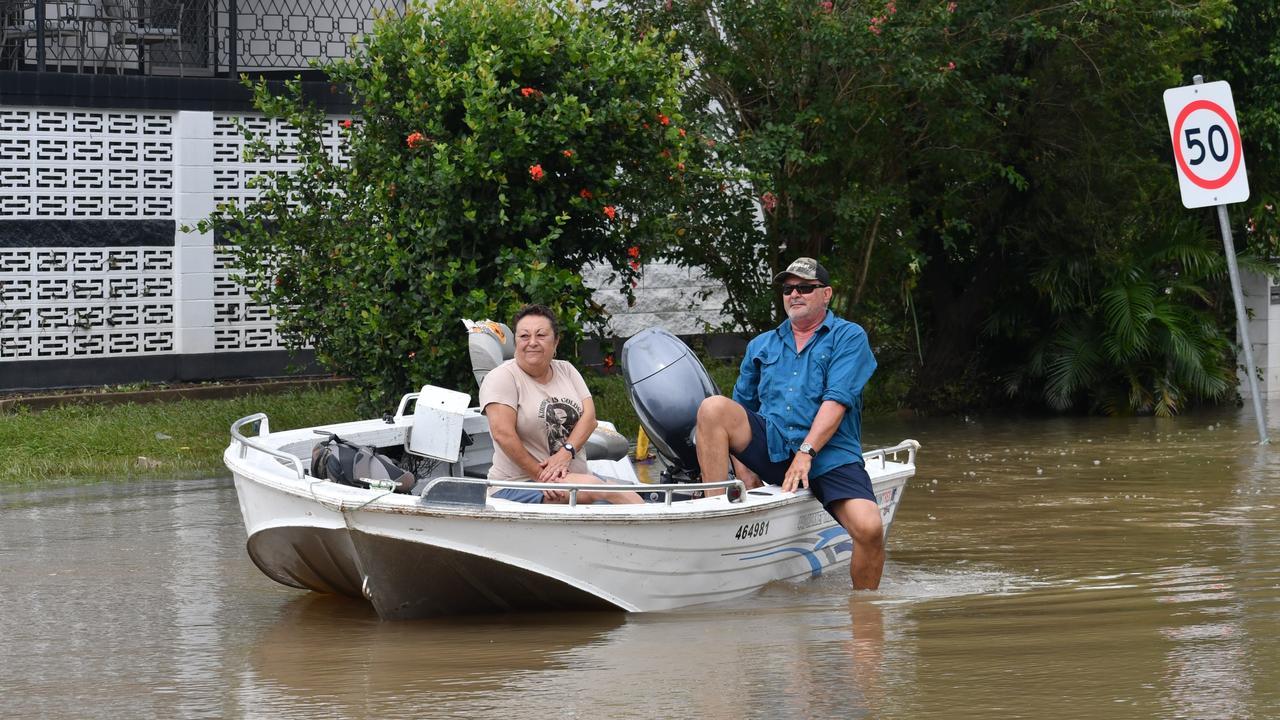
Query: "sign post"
1164 75 1267 443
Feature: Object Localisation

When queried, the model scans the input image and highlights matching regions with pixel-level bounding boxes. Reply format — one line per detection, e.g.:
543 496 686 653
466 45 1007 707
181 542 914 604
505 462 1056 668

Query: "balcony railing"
0 0 403 76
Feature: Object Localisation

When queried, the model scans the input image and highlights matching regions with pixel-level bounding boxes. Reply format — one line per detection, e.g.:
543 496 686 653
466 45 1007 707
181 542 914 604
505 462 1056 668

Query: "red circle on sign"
1172 99 1242 190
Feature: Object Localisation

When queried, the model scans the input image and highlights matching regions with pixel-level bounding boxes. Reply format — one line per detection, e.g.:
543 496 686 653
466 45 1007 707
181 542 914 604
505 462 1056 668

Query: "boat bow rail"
230 412 306 480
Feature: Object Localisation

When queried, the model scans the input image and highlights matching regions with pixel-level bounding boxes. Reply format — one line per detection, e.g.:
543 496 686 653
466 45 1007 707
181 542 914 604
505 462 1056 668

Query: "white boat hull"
345 476 909 619
225 405 917 620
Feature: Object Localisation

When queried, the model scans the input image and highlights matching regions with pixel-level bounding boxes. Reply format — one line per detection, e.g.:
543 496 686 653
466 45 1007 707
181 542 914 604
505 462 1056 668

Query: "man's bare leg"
731 457 762 490
694 396 754 494
830 498 885 589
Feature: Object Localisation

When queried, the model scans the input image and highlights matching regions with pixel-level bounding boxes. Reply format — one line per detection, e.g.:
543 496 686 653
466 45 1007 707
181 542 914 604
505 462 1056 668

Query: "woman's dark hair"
512 304 560 338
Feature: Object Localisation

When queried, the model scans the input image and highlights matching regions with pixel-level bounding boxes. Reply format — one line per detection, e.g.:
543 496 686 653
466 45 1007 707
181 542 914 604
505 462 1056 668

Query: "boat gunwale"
226 444 914 524
226 409 918 524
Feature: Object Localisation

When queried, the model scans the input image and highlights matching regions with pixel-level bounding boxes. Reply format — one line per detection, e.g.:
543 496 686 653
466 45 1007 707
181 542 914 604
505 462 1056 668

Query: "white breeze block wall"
0 109 179 361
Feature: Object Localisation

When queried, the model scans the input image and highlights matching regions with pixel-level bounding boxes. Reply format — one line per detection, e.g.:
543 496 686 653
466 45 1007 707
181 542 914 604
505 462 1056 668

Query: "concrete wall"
1240 270 1279 400
584 260 732 338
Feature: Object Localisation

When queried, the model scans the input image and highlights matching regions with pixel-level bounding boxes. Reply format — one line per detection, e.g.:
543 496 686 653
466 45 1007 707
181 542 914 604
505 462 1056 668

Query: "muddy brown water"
2 406 1277 719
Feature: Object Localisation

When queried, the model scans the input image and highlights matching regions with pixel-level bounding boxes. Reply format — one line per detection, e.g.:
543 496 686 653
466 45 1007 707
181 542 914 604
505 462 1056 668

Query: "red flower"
520 87 539 98
941 61 956 72
657 113 671 126
628 259 641 271
603 354 615 369
946 1 957 12
562 149 574 158
659 149 671 159
406 132 426 149
341 119 353 129
529 164 546 181
761 191 778 212
678 128 686 137
676 162 685 171
603 205 617 220
627 246 640 258
820 0 833 11
579 188 593 199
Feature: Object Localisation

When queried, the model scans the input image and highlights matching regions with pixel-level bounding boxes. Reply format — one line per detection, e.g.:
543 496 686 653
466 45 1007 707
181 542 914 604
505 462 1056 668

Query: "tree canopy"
204 0 695 410
619 0 1265 414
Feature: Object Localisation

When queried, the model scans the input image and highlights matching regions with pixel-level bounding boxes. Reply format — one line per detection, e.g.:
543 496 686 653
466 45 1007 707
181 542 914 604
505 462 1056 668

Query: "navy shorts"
492 487 544 503
732 405 876 508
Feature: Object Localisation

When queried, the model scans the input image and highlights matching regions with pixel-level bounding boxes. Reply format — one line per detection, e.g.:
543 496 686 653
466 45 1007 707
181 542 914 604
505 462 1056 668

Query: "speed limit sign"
1164 80 1249 208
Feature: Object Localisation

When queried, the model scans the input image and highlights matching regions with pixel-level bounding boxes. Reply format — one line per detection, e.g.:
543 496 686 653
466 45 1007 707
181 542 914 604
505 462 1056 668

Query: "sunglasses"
780 283 826 296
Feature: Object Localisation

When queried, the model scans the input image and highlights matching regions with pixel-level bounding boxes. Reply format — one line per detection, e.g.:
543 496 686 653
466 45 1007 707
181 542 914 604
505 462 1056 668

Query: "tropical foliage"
616 0 1263 414
996 215 1237 415
200 0 694 411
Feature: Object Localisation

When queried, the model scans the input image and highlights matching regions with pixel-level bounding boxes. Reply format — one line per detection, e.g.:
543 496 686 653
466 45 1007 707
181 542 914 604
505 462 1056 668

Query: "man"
695 257 882 589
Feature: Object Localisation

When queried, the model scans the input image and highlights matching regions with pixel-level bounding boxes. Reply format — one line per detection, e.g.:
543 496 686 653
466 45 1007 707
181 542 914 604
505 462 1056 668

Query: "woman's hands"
537 449 573 483
537 452 574 501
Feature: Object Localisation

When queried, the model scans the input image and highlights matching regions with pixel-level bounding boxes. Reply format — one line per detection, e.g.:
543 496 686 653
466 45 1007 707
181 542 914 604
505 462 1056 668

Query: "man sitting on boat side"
480 304 643 505
694 257 883 589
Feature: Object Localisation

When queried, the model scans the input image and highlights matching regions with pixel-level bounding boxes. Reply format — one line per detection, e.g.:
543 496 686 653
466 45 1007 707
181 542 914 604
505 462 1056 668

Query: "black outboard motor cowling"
621 328 719 482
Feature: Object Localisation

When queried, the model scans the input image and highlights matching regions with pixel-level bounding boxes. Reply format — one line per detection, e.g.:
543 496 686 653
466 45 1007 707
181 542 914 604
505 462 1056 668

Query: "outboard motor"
621 328 719 483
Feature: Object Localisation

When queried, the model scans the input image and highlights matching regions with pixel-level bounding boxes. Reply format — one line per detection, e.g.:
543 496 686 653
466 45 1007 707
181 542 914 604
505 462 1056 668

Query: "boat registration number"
734 520 770 540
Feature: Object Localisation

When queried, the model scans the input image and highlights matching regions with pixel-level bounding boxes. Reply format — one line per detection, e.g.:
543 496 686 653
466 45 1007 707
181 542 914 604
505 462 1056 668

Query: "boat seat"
462 318 630 462
405 384 471 462
463 319 514 387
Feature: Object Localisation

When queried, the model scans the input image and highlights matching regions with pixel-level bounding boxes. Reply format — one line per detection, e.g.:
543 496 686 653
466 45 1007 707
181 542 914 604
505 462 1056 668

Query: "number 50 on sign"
1163 80 1249 209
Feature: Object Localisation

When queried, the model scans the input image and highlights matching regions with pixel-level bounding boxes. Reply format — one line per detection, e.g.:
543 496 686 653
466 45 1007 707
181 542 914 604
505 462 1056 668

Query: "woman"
479 305 642 504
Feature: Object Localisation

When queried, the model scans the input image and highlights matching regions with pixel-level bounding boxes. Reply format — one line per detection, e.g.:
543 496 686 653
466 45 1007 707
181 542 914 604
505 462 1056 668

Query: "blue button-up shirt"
732 310 876 476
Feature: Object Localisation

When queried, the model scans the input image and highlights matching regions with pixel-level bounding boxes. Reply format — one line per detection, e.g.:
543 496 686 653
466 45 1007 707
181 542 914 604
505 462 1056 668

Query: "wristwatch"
798 442 816 457
562 442 577 459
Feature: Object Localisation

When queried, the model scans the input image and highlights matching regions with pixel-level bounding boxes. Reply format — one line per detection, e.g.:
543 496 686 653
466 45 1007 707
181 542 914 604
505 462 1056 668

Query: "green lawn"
0 386 364 486
0 370 675 485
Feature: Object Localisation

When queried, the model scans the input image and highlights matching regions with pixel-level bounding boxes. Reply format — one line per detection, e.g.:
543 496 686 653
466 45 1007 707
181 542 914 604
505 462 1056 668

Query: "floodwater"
2 406 1278 719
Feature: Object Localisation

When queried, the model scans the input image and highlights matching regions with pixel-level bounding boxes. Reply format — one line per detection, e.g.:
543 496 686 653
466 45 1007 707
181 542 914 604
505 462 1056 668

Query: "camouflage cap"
772 257 830 285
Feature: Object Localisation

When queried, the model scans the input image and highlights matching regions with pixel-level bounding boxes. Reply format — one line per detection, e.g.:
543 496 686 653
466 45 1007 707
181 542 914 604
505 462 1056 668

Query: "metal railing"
863 439 920 470
230 412 308 479
0 0 402 76
422 477 749 508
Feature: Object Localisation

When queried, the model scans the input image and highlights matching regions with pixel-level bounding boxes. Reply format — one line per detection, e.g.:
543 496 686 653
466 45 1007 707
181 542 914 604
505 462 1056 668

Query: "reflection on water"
1 404 1278 718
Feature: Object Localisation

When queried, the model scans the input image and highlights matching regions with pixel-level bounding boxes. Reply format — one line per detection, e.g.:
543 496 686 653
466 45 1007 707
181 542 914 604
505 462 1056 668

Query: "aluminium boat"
225 327 919 620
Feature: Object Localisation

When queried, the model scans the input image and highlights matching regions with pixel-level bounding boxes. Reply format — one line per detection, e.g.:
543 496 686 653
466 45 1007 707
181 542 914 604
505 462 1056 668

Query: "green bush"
202 0 694 412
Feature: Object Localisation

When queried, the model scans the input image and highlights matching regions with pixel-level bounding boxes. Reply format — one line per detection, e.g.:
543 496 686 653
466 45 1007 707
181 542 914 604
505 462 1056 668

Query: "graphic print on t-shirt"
539 397 581 453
